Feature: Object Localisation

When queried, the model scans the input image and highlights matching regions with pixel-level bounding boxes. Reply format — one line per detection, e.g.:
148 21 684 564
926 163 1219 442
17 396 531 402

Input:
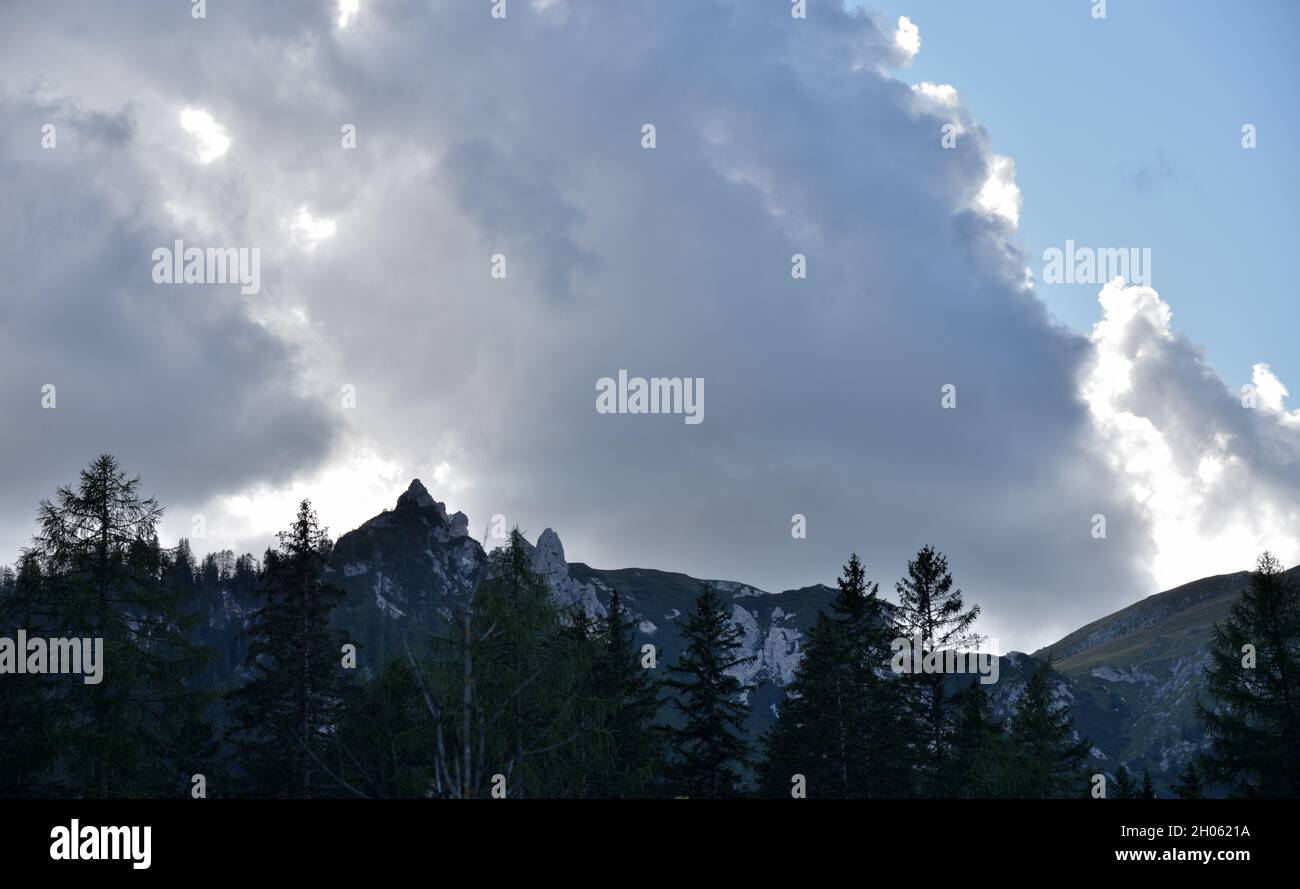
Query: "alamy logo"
152 239 261 294
0 630 104 685
1041 240 1151 287
50 820 150 870
890 634 1000 685
596 370 704 425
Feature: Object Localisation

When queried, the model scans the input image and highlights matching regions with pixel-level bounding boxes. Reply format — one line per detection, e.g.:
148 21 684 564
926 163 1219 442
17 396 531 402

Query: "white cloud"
894 15 921 62
911 81 959 108
285 206 338 250
179 107 230 163
336 0 360 29
1252 363 1300 425
976 153 1022 228
1083 279 1300 589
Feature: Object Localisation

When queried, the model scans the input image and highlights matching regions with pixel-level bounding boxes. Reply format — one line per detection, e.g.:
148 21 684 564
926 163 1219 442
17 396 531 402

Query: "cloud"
336 0 360 30
911 82 959 108
1251 363 1300 423
894 15 921 62
0 0 1292 652
285 206 338 251
1083 279 1300 588
179 107 231 163
976 154 1022 229
0 86 341 561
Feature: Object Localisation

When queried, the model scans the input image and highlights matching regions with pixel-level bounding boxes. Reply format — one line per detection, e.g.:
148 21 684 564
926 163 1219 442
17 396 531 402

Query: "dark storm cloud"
0 88 341 552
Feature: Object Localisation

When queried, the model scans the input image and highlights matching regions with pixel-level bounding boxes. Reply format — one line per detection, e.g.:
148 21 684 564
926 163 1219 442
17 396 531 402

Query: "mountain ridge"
264 478 1276 791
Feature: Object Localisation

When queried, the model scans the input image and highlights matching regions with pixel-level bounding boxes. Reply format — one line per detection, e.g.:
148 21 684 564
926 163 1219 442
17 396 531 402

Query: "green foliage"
1003 661 1090 799
1111 765 1137 800
1171 760 1204 799
226 500 349 798
1140 767 1156 799
1197 552 1300 798
894 545 980 793
9 457 1293 801
582 587 664 797
664 586 752 798
328 659 435 798
0 554 62 796
7 455 210 797
759 554 911 798
944 678 1007 798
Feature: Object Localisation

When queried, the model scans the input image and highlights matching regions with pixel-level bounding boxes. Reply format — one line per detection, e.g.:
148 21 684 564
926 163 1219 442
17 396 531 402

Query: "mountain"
203 478 1279 792
1029 567 1298 789
319 479 836 739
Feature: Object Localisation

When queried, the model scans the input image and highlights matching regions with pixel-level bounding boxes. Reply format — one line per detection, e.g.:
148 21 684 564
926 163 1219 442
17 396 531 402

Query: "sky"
0 0 1296 653
863 0 1300 386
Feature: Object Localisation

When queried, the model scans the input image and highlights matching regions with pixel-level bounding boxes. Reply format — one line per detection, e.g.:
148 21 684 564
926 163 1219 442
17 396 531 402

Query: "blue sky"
868 0 1300 388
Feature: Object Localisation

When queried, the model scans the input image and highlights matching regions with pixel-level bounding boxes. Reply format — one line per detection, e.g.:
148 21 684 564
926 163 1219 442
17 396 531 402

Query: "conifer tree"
945 678 1006 798
469 530 586 798
329 659 434 798
1197 552 1300 798
1004 661 1089 799
585 587 663 798
396 531 572 799
227 500 348 798
25 455 209 797
759 554 909 798
1171 760 1204 799
758 614 850 798
894 545 980 793
0 553 62 796
832 554 913 796
1140 767 1156 799
1111 765 1137 800
665 586 752 798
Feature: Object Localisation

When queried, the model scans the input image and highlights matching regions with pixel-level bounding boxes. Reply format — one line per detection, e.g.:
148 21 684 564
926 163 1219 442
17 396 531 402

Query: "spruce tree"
1111 765 1137 800
758 614 850 798
894 545 980 794
832 554 913 796
1197 552 1300 798
1171 760 1204 799
227 500 348 798
1004 661 1089 799
1140 767 1156 799
586 587 663 797
759 554 909 799
665 586 752 798
945 678 1006 798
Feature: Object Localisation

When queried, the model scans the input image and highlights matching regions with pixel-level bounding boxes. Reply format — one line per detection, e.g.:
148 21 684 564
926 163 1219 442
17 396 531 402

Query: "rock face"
327 480 487 642
317 480 836 738
527 528 607 619
394 479 470 540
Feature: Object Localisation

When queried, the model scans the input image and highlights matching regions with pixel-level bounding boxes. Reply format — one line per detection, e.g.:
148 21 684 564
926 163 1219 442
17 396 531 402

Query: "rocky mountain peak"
395 479 438 511
524 528 606 620
390 479 471 539
535 528 566 568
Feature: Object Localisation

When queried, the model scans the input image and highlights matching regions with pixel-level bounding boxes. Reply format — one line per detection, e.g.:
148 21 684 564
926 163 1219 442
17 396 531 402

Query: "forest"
1 455 1296 800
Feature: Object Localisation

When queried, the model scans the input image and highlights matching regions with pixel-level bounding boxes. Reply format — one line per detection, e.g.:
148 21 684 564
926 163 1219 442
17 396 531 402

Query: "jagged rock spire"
396 478 438 511
394 479 470 538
